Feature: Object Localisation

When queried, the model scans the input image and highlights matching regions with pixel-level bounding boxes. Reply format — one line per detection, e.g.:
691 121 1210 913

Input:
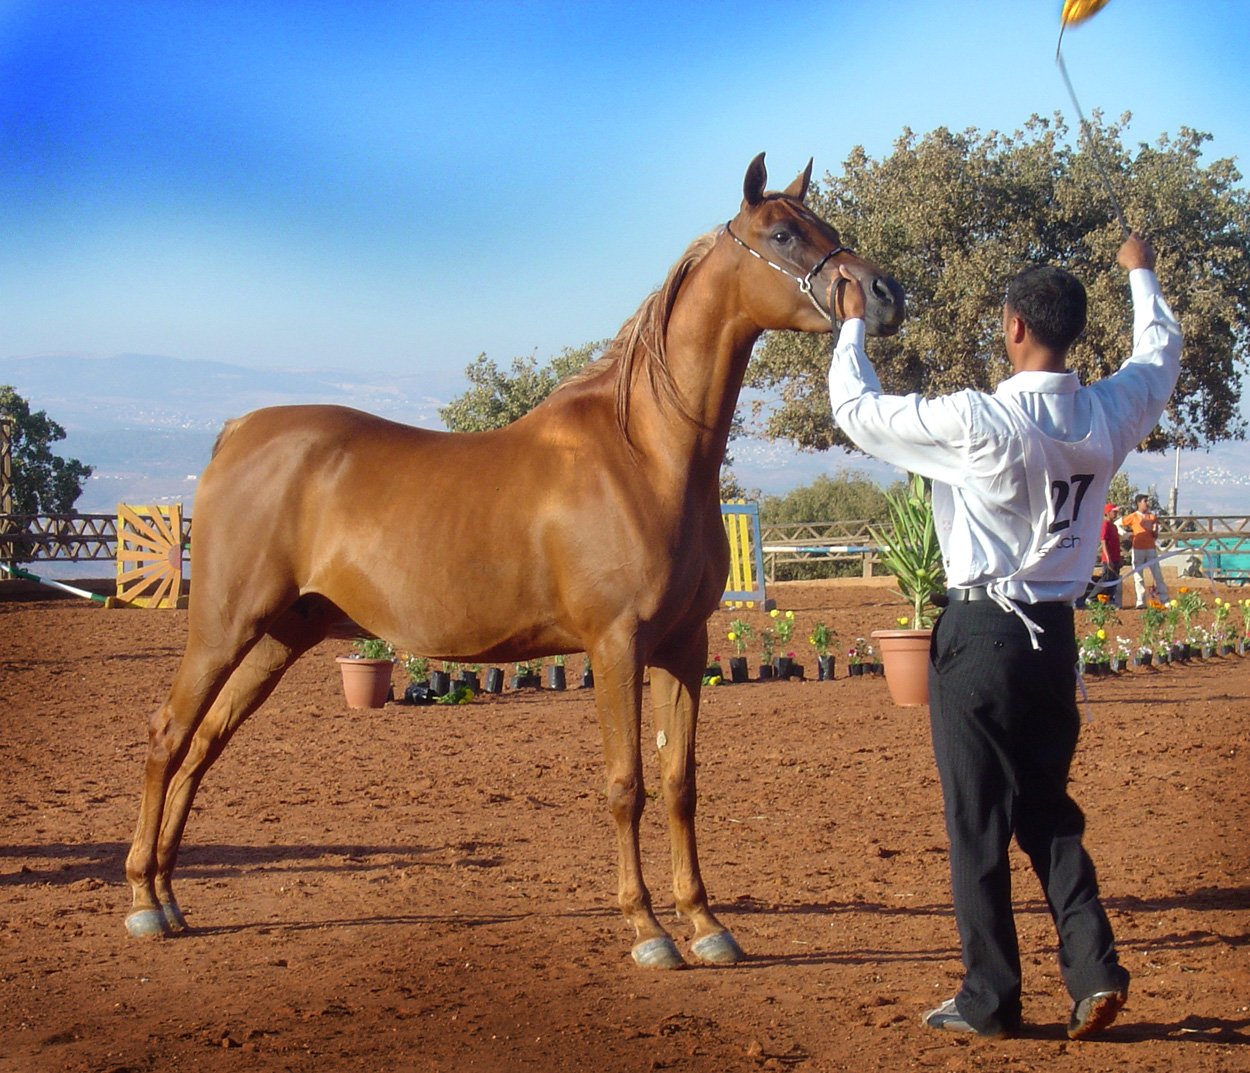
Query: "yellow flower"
897 616 909 627
727 631 737 642
785 610 795 620
1097 629 1106 640
769 608 780 619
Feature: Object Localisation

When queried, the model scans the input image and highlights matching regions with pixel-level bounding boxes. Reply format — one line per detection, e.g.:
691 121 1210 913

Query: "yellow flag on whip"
1061 0 1112 26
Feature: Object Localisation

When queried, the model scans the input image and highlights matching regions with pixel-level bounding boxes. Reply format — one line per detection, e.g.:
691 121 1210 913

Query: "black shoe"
922 998 1010 1038
1067 989 1126 1039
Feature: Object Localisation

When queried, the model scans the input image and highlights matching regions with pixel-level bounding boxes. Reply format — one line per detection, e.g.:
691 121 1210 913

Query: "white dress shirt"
828 269 1183 606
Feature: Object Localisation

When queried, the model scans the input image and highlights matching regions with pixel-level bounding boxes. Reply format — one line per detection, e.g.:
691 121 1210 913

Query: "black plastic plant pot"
728 657 748 683
429 670 451 696
817 655 835 680
484 667 504 694
546 665 567 691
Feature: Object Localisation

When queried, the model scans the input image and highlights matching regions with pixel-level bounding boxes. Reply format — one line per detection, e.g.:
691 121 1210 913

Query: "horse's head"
725 153 905 337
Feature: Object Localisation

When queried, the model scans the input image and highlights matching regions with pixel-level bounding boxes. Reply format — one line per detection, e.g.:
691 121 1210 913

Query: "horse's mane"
554 230 718 443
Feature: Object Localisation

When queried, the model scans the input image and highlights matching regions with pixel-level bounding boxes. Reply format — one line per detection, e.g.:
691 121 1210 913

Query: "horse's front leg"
649 623 744 965
591 633 684 969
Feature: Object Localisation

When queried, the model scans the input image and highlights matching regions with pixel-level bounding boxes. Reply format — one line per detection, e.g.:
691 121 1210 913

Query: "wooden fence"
3 510 1248 585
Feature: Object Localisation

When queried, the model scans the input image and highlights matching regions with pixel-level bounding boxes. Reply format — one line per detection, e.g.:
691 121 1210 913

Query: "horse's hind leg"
125 603 329 937
649 623 744 965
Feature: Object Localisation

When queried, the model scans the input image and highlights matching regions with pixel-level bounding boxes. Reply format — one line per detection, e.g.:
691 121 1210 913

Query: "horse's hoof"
125 908 170 938
691 930 745 965
160 901 188 933
631 936 685 969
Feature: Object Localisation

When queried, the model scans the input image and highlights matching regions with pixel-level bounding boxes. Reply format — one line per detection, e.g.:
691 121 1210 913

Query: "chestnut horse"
124 154 905 968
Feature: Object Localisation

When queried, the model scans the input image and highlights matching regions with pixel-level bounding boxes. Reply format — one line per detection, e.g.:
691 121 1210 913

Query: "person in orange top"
1120 493 1169 607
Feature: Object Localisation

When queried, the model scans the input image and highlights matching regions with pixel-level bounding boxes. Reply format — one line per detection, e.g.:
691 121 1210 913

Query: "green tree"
0 386 93 513
441 339 754 495
750 115 1250 454
759 471 891 526
760 471 895 581
1107 471 1134 513
439 341 606 432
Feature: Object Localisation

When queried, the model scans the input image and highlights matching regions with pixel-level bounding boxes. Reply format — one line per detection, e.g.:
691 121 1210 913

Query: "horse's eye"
771 228 792 245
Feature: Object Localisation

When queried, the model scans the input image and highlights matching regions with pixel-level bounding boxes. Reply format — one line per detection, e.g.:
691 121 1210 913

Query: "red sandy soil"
1 580 1247 1073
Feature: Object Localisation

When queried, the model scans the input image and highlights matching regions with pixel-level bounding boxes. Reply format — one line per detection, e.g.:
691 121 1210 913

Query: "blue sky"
4 0 1247 381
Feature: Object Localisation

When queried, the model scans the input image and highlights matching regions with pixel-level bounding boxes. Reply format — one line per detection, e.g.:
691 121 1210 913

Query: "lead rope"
723 220 849 324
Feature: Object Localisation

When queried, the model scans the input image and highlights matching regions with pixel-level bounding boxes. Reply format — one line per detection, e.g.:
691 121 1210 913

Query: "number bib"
1000 400 1115 589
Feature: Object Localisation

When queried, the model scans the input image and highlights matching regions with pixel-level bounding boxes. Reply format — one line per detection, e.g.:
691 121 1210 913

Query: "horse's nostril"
872 277 893 302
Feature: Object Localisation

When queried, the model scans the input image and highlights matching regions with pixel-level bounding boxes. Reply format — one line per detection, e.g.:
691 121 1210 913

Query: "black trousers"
928 599 1128 1034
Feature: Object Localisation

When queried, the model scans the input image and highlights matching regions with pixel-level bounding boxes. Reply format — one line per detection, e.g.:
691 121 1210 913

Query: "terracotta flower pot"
870 629 932 707
336 656 394 710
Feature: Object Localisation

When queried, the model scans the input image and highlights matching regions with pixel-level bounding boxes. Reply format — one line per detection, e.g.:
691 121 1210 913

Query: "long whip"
1055 0 1131 236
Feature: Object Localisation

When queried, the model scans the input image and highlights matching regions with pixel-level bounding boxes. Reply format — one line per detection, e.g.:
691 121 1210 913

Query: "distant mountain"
0 352 464 512
0 352 463 432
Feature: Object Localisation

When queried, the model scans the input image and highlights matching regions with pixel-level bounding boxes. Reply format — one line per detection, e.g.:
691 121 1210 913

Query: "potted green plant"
757 625 775 681
869 474 945 706
726 620 752 683
401 653 434 704
771 609 797 678
809 622 836 680
510 661 541 690
546 654 567 691
336 637 395 709
430 661 453 697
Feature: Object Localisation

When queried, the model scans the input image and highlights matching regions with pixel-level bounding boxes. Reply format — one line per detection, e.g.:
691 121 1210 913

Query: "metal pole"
1169 445 1180 516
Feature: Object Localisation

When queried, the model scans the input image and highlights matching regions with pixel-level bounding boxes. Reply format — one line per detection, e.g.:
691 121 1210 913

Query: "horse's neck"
630 255 759 486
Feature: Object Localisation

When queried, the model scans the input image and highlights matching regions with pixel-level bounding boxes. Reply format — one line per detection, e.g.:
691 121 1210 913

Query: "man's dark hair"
1005 266 1087 351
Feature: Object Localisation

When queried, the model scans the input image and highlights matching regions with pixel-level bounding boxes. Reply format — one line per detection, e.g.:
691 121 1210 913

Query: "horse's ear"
742 153 767 207
783 158 814 202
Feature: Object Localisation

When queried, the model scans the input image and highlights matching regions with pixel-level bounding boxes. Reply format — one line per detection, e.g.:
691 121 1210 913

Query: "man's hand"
830 264 866 321
1118 232 1156 273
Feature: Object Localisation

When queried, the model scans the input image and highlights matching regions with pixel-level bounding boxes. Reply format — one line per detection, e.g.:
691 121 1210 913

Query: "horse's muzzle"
864 274 906 338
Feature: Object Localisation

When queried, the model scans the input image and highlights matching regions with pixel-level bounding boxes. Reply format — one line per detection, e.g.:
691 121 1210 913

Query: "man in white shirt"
828 234 1182 1039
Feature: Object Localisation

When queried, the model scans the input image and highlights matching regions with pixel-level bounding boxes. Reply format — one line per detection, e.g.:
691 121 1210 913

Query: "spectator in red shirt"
1098 504 1124 608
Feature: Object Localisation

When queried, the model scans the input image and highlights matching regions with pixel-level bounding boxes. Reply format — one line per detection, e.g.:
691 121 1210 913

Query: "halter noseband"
723 218 853 323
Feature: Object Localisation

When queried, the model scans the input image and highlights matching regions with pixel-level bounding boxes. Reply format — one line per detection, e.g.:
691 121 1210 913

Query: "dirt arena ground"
1 580 1247 1072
